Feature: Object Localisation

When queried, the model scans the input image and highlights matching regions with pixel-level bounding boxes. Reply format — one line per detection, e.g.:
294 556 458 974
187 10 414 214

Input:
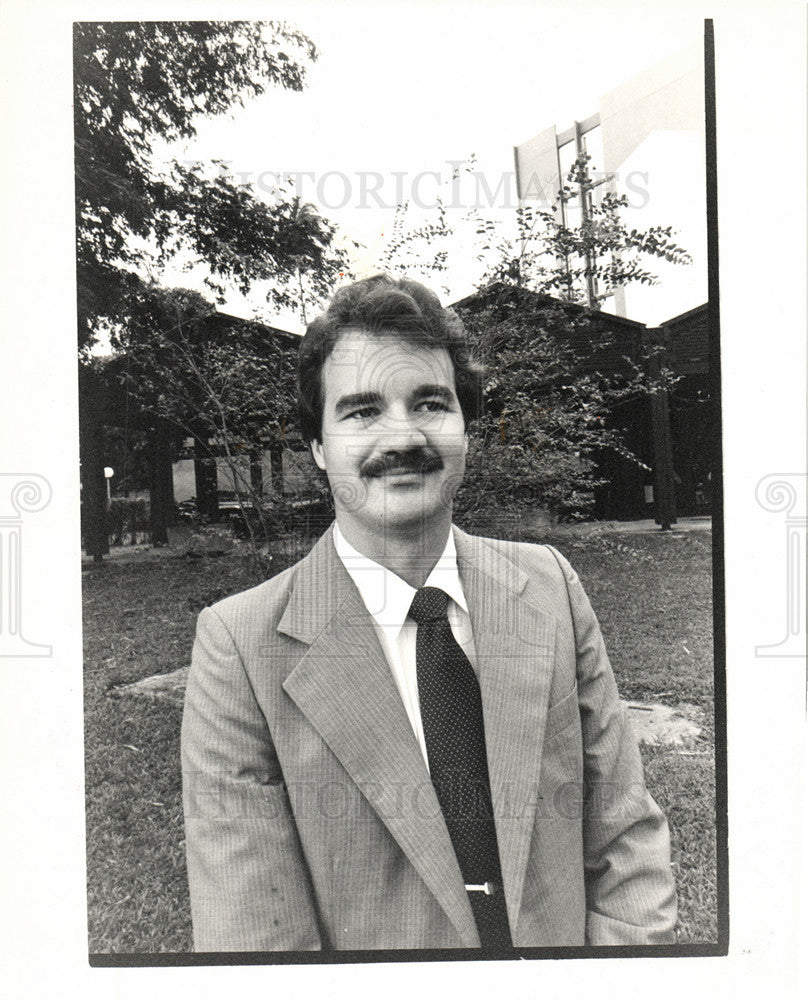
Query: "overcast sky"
150 1 706 328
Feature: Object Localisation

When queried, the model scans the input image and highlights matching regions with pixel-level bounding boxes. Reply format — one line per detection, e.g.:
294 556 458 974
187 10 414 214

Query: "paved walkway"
546 516 711 537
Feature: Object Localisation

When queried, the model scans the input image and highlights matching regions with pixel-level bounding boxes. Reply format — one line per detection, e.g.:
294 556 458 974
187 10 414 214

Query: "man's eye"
346 406 377 420
417 399 450 413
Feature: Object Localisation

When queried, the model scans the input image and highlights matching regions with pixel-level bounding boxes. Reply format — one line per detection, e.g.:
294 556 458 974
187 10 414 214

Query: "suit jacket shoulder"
205 558 298 630
454 529 582 632
197 525 366 693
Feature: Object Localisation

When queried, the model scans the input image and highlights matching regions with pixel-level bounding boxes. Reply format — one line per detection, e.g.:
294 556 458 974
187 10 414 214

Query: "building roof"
451 280 709 376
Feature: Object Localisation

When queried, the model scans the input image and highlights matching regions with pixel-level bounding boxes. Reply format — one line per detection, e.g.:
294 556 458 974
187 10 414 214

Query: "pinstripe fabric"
181 525 677 951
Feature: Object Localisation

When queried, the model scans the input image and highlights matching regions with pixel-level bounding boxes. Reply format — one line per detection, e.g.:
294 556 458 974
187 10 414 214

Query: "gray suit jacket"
181 525 677 950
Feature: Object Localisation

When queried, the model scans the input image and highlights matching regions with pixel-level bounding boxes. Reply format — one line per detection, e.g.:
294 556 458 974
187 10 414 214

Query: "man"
181 275 677 951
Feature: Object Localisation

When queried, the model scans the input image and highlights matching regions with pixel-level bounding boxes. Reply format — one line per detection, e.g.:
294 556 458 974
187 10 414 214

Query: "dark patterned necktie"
409 586 512 949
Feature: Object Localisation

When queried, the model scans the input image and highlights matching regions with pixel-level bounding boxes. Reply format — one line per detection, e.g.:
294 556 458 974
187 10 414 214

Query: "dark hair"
297 274 484 442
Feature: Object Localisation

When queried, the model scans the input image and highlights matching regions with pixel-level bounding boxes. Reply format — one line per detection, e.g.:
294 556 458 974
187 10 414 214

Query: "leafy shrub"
107 497 150 546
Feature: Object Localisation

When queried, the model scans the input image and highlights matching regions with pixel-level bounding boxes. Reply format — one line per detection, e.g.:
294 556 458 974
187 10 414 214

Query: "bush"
107 497 150 546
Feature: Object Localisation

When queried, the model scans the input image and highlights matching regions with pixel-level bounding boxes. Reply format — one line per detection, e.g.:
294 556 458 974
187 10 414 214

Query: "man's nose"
378 407 428 451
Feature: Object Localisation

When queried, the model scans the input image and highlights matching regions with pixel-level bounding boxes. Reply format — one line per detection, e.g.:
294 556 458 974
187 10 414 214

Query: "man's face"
310 329 468 545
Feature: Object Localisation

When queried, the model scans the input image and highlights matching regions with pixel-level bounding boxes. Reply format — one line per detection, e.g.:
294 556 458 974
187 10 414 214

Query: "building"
513 42 706 326
80 281 710 557
506 42 713 524
79 311 313 557
452 283 710 524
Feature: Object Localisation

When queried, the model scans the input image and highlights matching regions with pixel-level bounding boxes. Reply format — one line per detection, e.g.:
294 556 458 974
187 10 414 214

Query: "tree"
380 154 688 520
494 153 691 306
381 153 690 305
452 286 661 520
108 281 312 557
74 20 345 353
75 21 350 559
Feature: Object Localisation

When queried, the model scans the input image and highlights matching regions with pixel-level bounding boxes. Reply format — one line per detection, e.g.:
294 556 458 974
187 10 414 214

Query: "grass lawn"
83 525 717 953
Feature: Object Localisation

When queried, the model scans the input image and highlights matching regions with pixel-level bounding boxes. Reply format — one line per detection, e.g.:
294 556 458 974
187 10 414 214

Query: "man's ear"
463 431 469 455
310 439 326 471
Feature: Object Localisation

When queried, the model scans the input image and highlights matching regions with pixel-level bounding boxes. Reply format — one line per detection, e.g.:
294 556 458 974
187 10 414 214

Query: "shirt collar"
333 524 468 642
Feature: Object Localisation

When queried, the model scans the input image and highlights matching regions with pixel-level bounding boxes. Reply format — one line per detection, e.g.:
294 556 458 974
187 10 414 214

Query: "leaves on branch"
379 153 691 518
74 20 346 352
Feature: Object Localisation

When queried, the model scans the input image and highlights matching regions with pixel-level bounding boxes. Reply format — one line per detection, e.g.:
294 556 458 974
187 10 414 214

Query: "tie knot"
409 586 450 625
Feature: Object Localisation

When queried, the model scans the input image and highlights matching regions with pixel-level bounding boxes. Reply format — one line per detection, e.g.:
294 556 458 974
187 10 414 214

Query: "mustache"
360 449 444 479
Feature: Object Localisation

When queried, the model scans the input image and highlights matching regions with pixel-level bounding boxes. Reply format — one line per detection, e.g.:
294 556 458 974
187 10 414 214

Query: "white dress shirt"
332 524 477 771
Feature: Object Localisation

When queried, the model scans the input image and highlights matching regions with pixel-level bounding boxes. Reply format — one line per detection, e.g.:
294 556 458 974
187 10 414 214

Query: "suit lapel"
454 528 557 933
277 526 556 942
278 527 479 945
